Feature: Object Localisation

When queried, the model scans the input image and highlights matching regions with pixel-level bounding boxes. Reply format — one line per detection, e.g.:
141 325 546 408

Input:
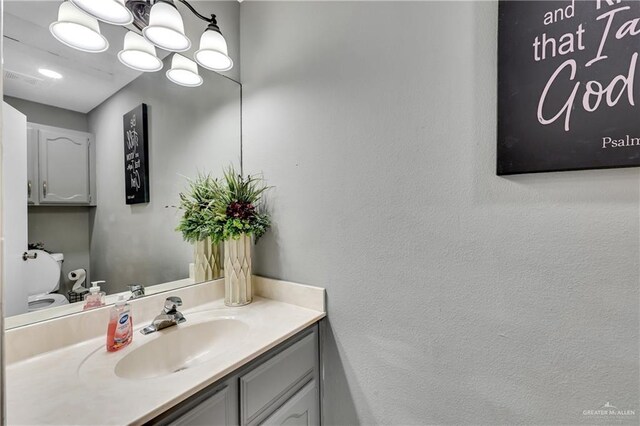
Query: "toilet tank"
50 253 64 267
50 253 64 291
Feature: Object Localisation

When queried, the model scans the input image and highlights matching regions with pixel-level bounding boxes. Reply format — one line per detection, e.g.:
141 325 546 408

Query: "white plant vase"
224 234 252 306
194 237 223 282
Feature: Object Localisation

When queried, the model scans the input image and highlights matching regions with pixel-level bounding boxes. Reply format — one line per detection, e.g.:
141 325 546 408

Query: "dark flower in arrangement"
226 201 256 220
177 167 271 243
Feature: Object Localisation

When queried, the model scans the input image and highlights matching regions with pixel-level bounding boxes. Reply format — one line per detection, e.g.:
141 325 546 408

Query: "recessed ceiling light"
38 68 63 79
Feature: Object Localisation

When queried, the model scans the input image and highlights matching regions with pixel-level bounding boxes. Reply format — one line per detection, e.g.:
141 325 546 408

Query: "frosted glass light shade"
50 1 109 53
70 0 133 26
142 1 191 52
194 29 233 71
166 54 202 87
118 32 163 72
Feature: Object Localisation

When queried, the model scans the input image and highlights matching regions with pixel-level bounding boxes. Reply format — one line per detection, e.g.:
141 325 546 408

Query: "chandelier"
49 0 233 87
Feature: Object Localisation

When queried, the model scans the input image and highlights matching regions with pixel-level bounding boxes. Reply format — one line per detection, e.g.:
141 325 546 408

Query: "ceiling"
3 1 171 113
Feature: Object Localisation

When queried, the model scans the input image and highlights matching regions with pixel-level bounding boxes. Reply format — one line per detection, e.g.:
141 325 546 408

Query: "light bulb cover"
69 0 133 26
142 1 191 52
118 31 163 72
166 53 203 87
50 1 109 53
194 28 233 71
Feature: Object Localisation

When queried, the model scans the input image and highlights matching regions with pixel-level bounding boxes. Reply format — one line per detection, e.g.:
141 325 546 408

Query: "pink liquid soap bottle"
83 281 106 310
107 295 133 352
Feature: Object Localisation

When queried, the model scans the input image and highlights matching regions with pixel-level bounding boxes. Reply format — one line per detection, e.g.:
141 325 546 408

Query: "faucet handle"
164 296 183 313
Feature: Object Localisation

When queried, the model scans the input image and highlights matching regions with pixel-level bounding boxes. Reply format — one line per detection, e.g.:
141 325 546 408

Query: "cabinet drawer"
167 386 230 426
240 331 317 424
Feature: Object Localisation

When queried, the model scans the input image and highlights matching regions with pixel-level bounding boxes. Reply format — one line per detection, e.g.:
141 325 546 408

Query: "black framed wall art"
498 0 640 175
123 103 150 204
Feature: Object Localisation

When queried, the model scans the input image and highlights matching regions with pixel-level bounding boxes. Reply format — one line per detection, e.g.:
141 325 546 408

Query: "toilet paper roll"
68 268 87 293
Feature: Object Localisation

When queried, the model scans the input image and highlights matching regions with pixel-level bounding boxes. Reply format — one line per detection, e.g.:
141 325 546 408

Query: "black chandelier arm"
175 0 217 25
126 1 222 33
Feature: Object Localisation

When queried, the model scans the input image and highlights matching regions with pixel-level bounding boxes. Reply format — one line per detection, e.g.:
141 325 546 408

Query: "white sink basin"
114 318 249 380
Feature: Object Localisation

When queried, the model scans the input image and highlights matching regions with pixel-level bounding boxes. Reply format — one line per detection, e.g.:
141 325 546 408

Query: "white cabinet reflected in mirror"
2 0 241 328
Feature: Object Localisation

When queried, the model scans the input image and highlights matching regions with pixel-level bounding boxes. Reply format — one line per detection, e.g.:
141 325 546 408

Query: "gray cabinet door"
168 386 232 426
26 126 38 205
260 380 319 426
38 127 91 204
241 332 317 425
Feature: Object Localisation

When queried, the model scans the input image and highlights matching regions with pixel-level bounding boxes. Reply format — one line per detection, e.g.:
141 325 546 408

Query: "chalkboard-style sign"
498 0 640 175
123 103 150 204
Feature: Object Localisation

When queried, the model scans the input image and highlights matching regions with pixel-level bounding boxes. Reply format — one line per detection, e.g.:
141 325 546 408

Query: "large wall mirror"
2 0 241 328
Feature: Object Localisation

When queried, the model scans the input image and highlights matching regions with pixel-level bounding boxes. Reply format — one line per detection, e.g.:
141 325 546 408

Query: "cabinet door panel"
38 128 90 204
169 386 230 426
241 332 316 423
261 381 318 426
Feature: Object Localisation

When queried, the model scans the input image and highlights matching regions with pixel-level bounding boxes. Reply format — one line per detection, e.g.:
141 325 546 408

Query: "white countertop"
6 282 325 425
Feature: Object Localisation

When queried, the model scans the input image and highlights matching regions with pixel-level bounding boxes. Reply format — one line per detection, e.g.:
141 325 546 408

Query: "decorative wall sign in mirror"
2 0 241 328
123 103 150 205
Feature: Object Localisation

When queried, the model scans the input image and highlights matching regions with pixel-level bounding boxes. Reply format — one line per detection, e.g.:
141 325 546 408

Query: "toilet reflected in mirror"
23 250 68 312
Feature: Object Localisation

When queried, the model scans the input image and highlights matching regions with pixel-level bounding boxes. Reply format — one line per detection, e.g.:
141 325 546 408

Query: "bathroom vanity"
154 325 319 426
4 277 325 425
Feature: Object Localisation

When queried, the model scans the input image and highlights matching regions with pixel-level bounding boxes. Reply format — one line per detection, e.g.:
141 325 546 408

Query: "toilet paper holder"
22 251 38 261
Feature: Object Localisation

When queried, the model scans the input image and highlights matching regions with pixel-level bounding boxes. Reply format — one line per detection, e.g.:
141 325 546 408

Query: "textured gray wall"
87 60 241 294
27 207 91 295
3 96 88 132
240 1 640 424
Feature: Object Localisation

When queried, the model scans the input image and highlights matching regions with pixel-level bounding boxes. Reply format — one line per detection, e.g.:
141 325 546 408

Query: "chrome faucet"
128 284 145 300
141 296 186 335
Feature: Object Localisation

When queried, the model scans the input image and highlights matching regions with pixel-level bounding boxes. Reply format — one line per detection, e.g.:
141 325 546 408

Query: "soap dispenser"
83 281 106 310
106 295 133 352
